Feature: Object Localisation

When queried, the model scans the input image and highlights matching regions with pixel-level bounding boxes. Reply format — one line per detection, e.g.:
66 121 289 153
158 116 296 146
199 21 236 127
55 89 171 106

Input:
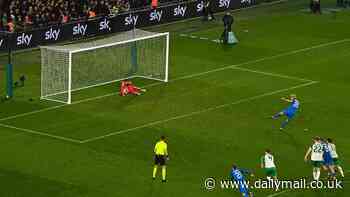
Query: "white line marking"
199 37 209 40
81 81 318 143
0 81 162 122
0 123 82 143
0 38 346 122
231 67 316 82
267 190 289 197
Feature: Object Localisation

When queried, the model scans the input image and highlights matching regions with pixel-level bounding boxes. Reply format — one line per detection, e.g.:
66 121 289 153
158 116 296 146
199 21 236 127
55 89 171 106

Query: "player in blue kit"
272 94 300 130
321 139 336 179
230 164 254 197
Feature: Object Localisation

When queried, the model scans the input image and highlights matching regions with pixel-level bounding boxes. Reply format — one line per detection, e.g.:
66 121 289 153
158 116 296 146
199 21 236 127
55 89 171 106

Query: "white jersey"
262 153 276 168
310 142 324 161
328 143 338 159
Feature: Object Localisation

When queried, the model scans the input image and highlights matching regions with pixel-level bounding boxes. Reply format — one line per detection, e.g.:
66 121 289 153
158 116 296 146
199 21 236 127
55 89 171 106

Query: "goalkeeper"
120 80 146 96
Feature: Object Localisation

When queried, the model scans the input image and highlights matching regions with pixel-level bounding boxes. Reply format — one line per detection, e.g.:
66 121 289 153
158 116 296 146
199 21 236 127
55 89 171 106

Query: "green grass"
1 0 350 196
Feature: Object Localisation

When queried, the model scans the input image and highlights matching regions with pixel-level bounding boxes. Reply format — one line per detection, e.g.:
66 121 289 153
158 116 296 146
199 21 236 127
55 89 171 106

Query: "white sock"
313 170 317 180
315 168 321 180
338 166 345 177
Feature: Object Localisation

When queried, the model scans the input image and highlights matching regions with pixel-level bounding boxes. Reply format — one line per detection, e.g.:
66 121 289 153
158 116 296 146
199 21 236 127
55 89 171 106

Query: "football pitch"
0 0 350 196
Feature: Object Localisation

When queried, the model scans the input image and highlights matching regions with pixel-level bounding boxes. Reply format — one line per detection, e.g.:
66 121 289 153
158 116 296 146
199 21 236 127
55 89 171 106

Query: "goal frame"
41 32 169 104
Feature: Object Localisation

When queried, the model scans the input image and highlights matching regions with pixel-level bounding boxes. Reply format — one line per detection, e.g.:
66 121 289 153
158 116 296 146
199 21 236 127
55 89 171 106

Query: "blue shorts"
323 156 334 166
282 107 297 118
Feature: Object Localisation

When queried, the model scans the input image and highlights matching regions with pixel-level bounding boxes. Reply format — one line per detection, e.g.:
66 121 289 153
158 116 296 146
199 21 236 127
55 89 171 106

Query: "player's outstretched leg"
272 112 283 119
280 118 290 130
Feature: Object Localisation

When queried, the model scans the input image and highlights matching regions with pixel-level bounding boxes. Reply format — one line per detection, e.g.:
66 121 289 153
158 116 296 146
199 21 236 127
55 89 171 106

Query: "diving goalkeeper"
120 80 146 96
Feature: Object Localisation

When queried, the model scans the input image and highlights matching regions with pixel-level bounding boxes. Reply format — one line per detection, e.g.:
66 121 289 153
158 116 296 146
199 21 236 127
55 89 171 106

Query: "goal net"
40 29 169 104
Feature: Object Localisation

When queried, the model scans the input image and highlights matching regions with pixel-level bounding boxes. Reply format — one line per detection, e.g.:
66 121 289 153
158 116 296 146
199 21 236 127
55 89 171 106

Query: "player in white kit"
304 136 324 180
261 149 277 180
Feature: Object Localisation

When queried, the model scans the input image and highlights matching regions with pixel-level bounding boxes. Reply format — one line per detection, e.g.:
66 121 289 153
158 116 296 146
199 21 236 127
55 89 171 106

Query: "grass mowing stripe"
81 81 318 143
0 37 345 122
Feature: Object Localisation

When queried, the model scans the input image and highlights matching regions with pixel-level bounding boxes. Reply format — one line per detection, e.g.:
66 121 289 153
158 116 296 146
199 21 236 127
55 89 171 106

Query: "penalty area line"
0 123 83 144
81 81 319 143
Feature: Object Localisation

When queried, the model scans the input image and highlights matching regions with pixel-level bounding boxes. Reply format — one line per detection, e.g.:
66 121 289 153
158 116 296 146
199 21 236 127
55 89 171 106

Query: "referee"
152 136 168 182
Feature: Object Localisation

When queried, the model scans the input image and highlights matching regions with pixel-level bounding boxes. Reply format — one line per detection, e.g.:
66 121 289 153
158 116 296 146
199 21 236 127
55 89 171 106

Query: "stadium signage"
196 1 205 13
0 0 262 51
174 5 187 17
124 14 139 26
45 28 61 41
149 9 163 22
219 0 231 8
73 23 88 36
99 18 112 31
16 33 32 46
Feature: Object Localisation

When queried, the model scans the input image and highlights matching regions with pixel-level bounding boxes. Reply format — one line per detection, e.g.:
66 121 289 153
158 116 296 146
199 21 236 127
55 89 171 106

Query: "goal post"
40 29 169 104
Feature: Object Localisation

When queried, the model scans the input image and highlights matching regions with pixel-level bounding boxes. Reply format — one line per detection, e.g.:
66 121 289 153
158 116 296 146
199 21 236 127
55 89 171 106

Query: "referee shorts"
154 155 166 166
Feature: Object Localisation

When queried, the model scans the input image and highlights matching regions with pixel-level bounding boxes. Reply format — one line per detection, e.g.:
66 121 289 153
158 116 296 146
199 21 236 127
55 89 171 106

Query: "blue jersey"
288 98 299 110
283 98 299 118
322 142 333 165
231 169 245 181
230 168 251 196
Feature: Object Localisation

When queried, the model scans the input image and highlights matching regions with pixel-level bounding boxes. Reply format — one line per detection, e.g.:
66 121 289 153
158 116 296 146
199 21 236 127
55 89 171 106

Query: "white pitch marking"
267 190 289 197
0 123 82 143
231 67 316 82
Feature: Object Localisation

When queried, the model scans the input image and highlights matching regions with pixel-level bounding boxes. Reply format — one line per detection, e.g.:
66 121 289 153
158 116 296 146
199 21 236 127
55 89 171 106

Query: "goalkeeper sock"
153 165 158 179
162 166 166 181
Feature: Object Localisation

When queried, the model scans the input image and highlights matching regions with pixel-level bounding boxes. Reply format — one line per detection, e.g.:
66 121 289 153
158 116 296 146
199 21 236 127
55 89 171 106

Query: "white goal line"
0 38 348 122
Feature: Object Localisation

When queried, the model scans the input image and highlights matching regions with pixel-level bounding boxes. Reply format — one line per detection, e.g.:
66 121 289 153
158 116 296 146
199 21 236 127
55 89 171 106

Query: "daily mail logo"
73 23 88 36
149 9 163 22
219 0 231 8
124 14 139 26
45 28 61 41
196 1 204 12
174 5 187 17
99 18 111 31
17 33 32 46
